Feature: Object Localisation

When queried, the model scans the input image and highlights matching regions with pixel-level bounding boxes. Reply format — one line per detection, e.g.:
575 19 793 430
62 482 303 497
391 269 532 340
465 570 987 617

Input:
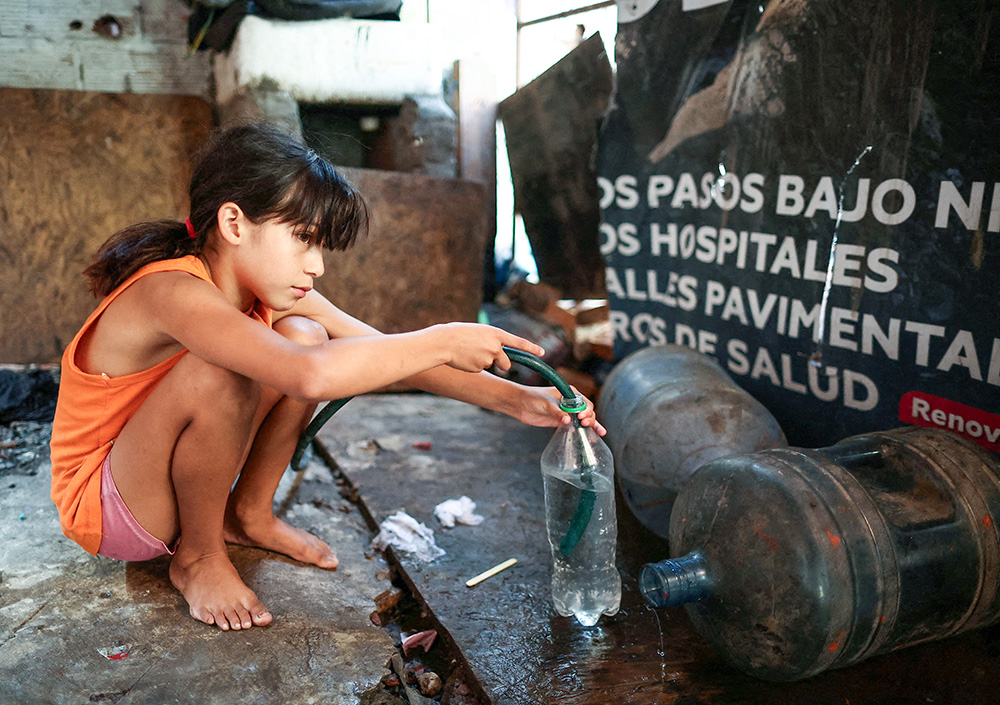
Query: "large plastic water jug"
599 345 785 538
641 427 1000 681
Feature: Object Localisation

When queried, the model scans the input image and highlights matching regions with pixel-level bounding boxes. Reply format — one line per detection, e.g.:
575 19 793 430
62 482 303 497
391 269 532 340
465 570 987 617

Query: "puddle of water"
522 495 720 704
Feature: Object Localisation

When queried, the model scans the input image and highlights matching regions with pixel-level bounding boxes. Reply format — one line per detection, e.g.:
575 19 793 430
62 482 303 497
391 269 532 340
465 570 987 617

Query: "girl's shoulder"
70 258 214 379
122 255 211 289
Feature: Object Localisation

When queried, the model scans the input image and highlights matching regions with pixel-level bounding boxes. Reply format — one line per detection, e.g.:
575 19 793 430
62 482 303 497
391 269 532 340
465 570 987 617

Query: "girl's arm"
278 290 606 434
145 273 542 402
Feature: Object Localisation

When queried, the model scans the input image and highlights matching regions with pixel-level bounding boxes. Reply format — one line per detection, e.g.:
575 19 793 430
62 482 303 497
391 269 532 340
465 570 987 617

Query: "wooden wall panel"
318 168 487 334
0 87 213 362
0 90 486 363
0 0 211 97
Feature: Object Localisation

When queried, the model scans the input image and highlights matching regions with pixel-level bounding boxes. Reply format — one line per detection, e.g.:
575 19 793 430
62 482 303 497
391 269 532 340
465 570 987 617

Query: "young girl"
49 123 604 633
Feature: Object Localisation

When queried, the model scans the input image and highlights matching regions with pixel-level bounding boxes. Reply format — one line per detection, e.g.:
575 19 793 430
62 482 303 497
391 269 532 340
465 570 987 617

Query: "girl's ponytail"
83 220 199 298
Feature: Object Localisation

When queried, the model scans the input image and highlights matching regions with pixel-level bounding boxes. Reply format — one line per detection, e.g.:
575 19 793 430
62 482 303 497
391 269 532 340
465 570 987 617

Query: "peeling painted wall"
0 0 211 96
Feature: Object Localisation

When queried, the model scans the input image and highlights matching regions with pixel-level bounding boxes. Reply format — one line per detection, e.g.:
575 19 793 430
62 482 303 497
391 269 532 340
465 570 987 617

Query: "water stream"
646 603 667 686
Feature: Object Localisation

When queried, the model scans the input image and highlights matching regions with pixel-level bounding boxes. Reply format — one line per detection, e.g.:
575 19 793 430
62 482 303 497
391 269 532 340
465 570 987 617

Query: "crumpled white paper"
433 496 485 528
371 511 445 562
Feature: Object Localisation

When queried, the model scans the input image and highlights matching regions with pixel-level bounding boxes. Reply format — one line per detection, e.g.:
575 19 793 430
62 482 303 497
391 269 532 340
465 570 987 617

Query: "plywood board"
317 167 488 334
0 87 212 362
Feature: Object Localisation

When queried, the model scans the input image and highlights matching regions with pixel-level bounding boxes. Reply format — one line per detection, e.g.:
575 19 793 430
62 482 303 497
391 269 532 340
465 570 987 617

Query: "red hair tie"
184 217 197 239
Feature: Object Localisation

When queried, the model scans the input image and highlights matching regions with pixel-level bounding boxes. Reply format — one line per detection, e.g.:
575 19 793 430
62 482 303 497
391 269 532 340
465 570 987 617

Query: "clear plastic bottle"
540 395 621 627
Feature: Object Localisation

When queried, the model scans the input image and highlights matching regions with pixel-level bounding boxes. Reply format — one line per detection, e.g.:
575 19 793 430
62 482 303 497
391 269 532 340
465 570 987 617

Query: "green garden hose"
502 346 595 557
290 347 596 557
501 346 580 408
291 396 353 471
292 348 580 471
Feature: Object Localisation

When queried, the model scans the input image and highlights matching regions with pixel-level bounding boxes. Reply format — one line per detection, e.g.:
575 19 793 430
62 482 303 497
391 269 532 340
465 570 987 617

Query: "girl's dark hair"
83 123 369 297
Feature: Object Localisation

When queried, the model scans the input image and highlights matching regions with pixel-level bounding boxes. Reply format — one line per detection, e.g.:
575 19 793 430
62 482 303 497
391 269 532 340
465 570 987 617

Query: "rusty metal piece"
498 33 612 299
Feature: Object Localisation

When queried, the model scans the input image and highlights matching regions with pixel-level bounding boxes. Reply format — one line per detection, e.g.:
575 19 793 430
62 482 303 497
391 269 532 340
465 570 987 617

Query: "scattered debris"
506 280 576 342
433 496 483 528
482 303 569 384
483 282 612 403
364 571 483 705
412 441 432 451
337 475 361 503
555 365 598 400
372 587 405 625
371 511 445 562
373 435 408 453
0 366 59 424
401 629 437 656
390 653 437 705
417 671 442 698
0 370 56 477
465 558 518 588
402 661 421 684
375 587 404 613
96 644 131 660
440 678 477 705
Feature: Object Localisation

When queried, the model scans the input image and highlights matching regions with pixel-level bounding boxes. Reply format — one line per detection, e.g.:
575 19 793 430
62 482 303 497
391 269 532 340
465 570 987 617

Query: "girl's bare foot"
223 510 340 570
169 548 273 631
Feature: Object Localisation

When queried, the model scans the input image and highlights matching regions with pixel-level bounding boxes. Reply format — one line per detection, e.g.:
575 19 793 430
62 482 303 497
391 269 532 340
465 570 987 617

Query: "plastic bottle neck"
639 551 712 607
558 394 585 428
560 393 587 414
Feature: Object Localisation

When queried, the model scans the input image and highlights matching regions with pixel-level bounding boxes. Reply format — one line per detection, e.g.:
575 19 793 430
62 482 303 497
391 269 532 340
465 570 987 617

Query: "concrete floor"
6 393 1000 705
315 395 1000 705
0 433 397 704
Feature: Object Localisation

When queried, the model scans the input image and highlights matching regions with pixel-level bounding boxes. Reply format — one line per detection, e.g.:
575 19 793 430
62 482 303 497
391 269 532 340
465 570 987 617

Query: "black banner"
598 0 1000 449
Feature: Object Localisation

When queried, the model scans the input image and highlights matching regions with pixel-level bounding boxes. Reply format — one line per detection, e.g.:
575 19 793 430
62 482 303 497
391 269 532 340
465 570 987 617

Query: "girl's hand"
516 385 607 436
434 323 544 374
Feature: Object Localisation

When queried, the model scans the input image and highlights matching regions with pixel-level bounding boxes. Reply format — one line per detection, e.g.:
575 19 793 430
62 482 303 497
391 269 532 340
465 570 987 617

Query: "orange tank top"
49 255 272 555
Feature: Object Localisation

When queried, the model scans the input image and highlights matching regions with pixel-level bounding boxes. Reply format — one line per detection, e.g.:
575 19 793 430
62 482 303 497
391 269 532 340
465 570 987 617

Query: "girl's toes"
192 607 216 628
226 616 242 631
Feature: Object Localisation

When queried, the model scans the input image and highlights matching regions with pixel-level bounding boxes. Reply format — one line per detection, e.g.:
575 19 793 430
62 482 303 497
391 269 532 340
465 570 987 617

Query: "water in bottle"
541 398 621 627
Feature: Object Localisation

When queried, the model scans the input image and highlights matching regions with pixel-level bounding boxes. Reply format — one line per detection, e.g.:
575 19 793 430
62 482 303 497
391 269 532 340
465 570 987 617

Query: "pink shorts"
97 454 175 562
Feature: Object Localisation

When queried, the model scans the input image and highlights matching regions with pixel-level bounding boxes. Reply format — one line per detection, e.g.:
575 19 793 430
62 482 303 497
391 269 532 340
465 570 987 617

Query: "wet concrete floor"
0 436 396 704
5 393 1000 704
316 394 1000 705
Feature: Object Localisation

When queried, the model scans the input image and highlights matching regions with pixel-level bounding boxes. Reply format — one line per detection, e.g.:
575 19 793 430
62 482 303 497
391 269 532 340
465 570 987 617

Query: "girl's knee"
182 355 260 415
273 315 329 347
